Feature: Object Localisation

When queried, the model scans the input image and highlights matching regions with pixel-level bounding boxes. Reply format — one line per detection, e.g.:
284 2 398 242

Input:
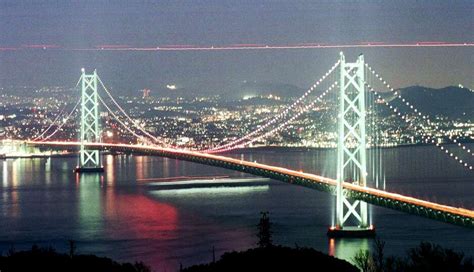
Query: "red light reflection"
328 238 336 256
104 193 178 240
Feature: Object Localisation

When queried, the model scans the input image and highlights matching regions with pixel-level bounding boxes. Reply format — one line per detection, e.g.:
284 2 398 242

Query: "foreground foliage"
183 245 359 272
353 239 473 272
0 245 151 272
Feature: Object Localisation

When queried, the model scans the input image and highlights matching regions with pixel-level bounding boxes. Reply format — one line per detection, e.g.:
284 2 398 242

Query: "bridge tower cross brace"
75 69 104 173
329 52 374 237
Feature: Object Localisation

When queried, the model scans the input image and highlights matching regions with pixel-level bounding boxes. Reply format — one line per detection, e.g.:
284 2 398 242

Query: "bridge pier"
75 69 104 173
328 52 375 238
74 166 104 173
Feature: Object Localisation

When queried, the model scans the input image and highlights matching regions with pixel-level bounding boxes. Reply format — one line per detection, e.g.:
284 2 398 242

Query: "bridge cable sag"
202 60 341 152
371 86 474 171
365 63 474 168
32 78 83 141
204 82 338 153
364 81 474 171
40 99 81 141
96 75 171 146
32 102 69 141
97 95 156 143
368 64 474 159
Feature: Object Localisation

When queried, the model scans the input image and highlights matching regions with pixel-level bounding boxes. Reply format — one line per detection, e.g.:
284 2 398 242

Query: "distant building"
142 89 151 99
0 127 5 140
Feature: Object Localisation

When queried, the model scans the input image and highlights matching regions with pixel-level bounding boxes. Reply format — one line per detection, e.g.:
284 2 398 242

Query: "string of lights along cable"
32 102 69 141
27 55 474 173
20 51 474 234
97 76 172 147
205 83 338 153
363 70 474 171
39 99 81 141
202 61 340 152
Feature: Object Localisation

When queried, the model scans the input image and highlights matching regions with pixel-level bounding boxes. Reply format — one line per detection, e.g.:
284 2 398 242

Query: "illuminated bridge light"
366 63 474 170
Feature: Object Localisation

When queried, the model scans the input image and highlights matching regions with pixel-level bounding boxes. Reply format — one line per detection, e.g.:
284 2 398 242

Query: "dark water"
0 146 473 271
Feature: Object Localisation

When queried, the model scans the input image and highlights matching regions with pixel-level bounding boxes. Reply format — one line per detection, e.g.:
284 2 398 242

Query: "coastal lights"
98 76 171 147
366 78 474 171
203 61 341 152
206 83 337 153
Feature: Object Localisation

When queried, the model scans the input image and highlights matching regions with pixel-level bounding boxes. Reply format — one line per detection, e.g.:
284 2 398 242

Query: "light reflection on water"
2 160 7 187
150 185 270 197
76 173 104 241
328 238 370 262
0 146 473 271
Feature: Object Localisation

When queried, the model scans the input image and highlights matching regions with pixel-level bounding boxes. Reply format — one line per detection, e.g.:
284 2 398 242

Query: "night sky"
0 1 472 94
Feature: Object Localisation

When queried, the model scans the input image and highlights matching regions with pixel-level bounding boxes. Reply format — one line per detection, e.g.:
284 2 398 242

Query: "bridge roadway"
27 141 474 229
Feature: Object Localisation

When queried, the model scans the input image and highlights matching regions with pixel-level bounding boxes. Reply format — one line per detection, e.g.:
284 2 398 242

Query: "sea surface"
0 146 473 271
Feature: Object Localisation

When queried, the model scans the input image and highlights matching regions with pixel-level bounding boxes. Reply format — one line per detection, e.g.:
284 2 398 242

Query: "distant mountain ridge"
379 85 474 119
229 83 474 119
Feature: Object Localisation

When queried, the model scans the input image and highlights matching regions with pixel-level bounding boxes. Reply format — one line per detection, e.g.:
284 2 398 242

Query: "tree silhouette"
68 240 76 258
352 249 373 272
373 237 385 272
257 212 273 248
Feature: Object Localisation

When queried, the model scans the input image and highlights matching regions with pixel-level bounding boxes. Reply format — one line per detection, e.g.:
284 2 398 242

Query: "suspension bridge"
4 52 474 235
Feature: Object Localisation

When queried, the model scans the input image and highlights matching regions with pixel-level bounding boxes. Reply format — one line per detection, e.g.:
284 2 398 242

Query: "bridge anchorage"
74 69 104 173
328 53 375 238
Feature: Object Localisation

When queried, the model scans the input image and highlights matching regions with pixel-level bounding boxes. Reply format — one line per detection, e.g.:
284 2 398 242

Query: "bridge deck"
27 141 474 228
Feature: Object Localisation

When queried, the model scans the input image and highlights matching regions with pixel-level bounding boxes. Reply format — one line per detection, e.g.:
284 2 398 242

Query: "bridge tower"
328 52 374 237
75 69 104 173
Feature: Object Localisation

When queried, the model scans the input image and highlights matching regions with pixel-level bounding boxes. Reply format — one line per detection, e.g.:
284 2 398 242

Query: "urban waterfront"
1 146 472 271
1 1 473 271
